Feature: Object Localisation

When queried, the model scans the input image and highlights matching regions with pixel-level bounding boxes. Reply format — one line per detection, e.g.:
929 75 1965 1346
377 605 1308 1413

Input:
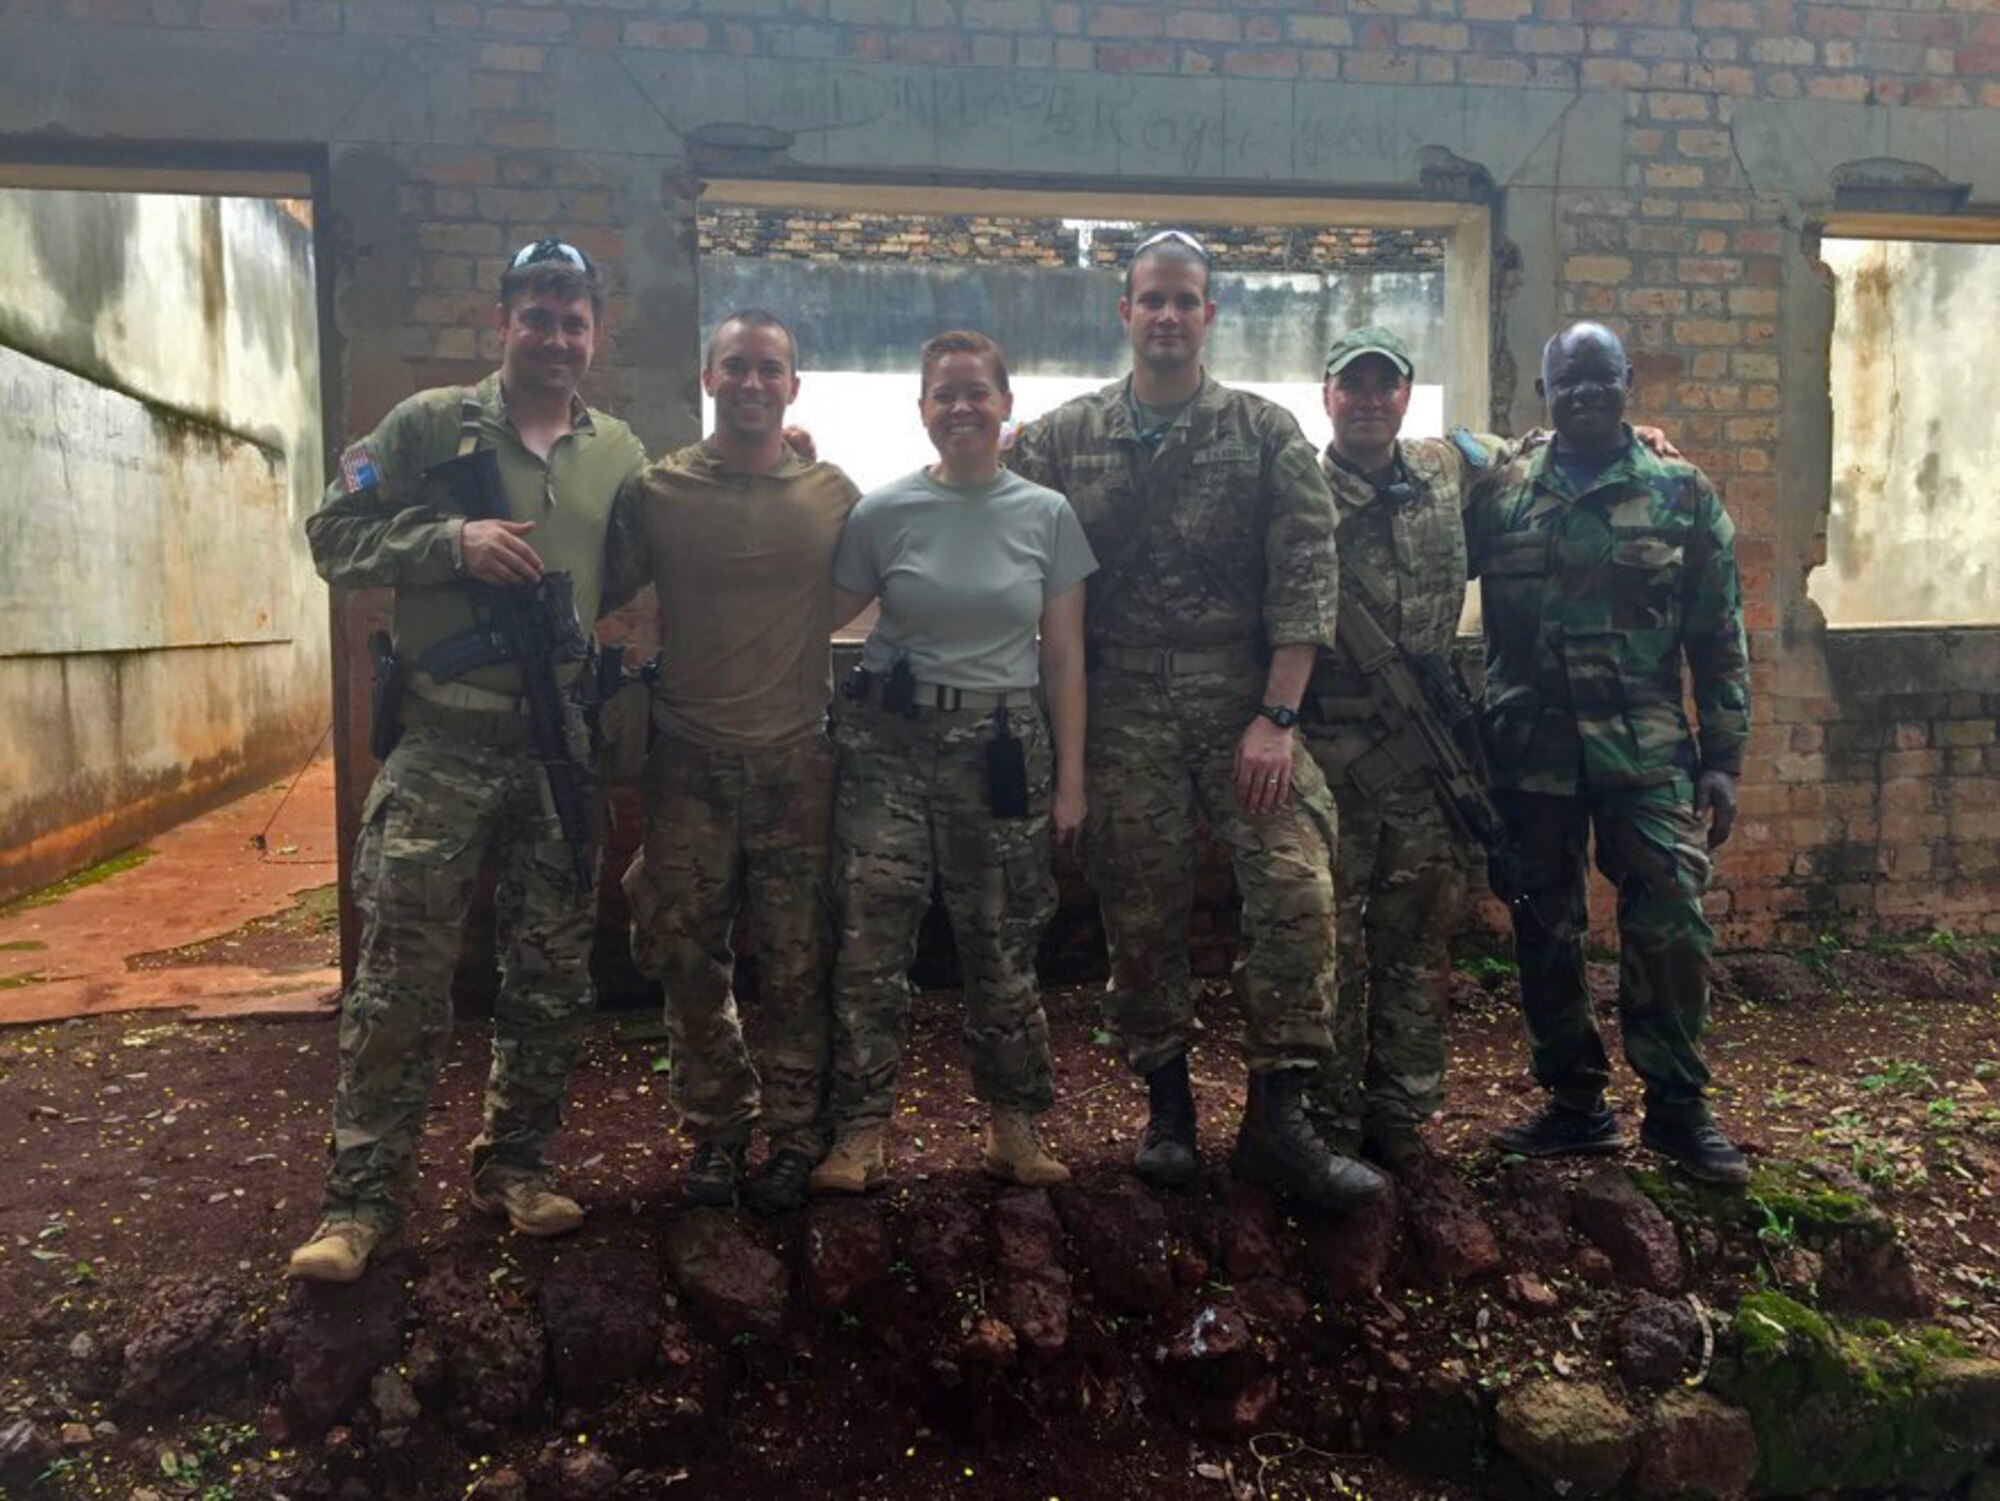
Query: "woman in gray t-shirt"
811 330 1096 1196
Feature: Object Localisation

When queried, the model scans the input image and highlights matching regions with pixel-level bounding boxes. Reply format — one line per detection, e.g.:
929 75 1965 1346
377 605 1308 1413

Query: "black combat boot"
1492 1099 1622 1159
743 1148 817 1215
683 1138 746 1207
1640 1115 1750 1186
1231 1069 1387 1211
1133 1052 1200 1189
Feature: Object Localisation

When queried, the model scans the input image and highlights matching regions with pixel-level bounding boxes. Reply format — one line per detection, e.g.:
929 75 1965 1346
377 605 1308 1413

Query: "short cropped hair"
705 308 798 373
1123 228 1213 298
919 330 1011 395
497 261 604 319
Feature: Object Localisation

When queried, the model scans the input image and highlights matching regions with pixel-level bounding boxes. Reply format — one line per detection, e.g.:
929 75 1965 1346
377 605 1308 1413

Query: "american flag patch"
338 442 381 494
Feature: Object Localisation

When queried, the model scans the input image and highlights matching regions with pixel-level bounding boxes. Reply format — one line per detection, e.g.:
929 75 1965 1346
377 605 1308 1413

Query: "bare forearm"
1043 645 1086 792
1262 642 1317 708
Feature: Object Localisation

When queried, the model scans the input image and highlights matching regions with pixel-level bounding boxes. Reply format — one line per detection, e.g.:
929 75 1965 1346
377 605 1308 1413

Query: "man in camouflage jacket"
1303 326 1503 1172
1009 230 1383 1212
288 241 651 1283
1465 321 1751 1185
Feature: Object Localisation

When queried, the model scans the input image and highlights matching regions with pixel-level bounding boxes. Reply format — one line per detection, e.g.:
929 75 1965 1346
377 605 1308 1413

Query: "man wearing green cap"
1305 327 1675 1173
1305 326 1510 1172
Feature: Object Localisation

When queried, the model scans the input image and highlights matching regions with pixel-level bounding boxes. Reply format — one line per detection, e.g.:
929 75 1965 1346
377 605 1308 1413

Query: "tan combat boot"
983 1110 1072 1188
470 1178 584 1238
809 1123 887 1195
286 1220 381 1284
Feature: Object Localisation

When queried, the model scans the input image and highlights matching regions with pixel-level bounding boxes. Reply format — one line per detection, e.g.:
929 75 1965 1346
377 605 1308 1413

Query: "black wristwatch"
1257 703 1299 730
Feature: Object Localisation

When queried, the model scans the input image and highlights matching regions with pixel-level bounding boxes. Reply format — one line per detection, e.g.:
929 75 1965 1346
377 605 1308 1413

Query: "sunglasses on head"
1131 228 1211 261
509 238 596 276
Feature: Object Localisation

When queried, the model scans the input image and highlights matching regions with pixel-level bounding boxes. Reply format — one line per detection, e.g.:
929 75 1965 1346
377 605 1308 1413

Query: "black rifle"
423 447 596 892
1333 575 1534 923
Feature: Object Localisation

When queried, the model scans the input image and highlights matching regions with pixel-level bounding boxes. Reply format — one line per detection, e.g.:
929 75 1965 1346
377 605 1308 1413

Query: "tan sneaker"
809 1123 887 1195
470 1179 584 1238
286 1220 381 1283
983 1110 1071 1188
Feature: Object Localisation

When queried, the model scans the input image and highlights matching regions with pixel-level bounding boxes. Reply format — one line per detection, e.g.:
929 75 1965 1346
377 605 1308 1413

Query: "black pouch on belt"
882 657 918 717
986 709 1029 819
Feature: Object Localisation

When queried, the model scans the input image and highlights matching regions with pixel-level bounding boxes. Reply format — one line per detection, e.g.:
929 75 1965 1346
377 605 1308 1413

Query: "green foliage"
1453 953 1519 988
1858 1058 1938 1096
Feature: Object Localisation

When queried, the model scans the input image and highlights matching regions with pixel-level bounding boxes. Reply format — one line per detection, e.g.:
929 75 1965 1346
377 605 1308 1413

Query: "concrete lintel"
644 53 1597 196
0 22 416 148
1733 99 2000 204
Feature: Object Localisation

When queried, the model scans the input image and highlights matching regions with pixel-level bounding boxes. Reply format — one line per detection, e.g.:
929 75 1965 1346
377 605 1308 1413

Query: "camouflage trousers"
1084 664 1339 1076
1498 780 1715 1124
1309 765 1465 1142
623 732 834 1156
828 697 1058 1126
324 724 599 1234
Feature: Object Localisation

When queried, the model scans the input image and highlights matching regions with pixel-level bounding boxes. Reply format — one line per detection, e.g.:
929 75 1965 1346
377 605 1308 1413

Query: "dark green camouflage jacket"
1006 374 1339 654
1464 431 1750 796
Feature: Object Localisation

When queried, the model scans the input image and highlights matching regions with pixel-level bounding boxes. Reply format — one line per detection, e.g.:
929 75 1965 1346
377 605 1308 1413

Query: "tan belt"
408 673 527 715
400 694 535 746
1094 643 1260 676
850 673 1023 712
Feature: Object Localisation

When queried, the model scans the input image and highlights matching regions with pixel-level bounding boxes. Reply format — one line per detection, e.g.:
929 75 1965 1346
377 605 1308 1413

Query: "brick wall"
700 207 1449 272
8 0 2000 962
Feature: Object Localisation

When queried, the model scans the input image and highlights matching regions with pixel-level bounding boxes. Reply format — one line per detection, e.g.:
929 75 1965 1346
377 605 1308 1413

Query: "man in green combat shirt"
1466 321 1751 1186
289 240 650 1282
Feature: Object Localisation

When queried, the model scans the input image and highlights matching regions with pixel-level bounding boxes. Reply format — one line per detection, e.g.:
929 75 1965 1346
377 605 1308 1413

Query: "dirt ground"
2 887 1997 1498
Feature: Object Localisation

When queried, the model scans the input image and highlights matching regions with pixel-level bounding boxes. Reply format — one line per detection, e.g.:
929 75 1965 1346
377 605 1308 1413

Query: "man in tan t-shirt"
620 308 861 1213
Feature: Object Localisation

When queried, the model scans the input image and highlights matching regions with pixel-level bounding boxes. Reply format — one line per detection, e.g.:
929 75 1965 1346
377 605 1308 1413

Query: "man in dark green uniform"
288 240 651 1281
1465 321 1751 1185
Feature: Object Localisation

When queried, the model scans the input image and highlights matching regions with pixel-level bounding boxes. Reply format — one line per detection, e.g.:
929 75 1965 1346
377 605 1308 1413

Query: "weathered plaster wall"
5 0 1999 950
1811 236 2000 627
0 189 326 901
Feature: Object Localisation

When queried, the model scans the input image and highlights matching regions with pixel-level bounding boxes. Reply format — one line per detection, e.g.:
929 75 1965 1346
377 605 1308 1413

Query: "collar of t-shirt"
1551 435 1628 495
922 466 1009 497
1126 384 1193 450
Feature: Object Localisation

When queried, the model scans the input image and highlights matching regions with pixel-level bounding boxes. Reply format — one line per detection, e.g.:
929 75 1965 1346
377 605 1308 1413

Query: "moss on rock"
1715 1290 2000 1494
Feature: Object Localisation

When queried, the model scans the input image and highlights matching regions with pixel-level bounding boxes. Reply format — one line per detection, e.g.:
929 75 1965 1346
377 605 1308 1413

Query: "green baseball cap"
1325 325 1414 379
